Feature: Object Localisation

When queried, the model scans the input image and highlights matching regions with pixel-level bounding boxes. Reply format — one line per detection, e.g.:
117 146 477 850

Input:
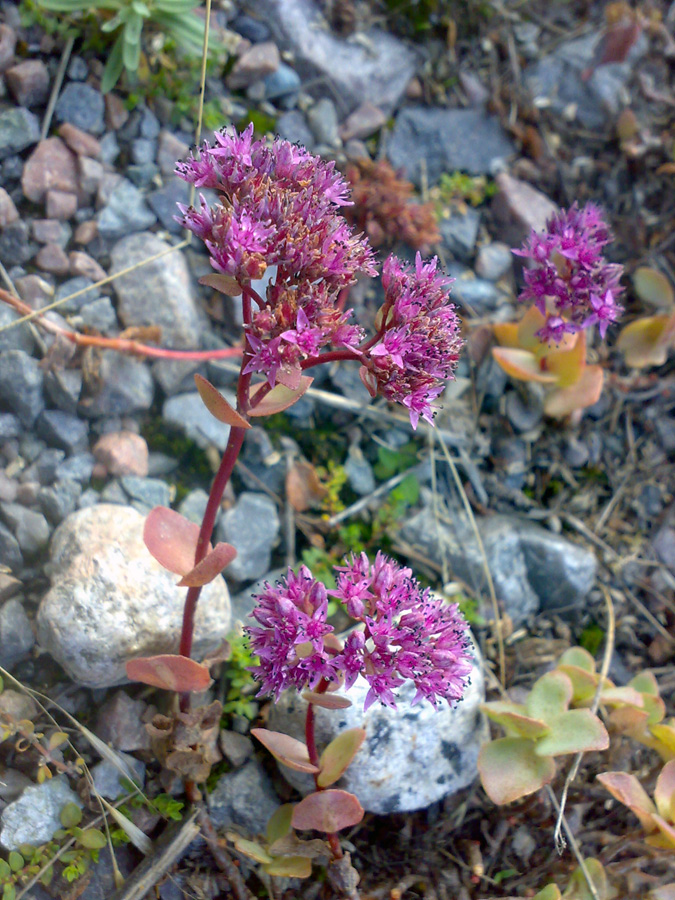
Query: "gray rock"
438 208 480 262
163 391 232 451
0 220 36 266
99 131 120 166
67 55 88 80
111 232 202 349
127 162 160 188
505 386 544 433
119 475 172 513
474 242 513 281
0 596 34 669
54 276 100 313
0 350 45 428
220 730 254 767
37 504 232 687
268 662 487 814
147 177 189 234
152 358 201 397
55 82 105 134
90 752 145 799
95 690 152 752
263 62 301 105
331 361 372 404
97 179 156 240
233 13 271 43
178 489 210 525
0 521 22 573
79 353 154 418
131 137 156 165
307 98 340 147
36 410 89 454
344 446 375 496
208 759 279 836
22 447 65 484
44 368 82 416
276 110 314 149
77 296 118 334
217 492 279 582
492 172 558 248
139 106 160 140
388 107 515 186
257 0 418 114
0 776 82 851
0 502 50 556
0 303 34 354
450 271 502 314
238 427 285 494
401 506 597 624
525 31 647 130
56 452 95 483
0 413 20 441
0 108 40 160
38 479 82 524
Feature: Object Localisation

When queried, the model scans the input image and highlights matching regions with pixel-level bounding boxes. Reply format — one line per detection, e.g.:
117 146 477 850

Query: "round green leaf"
266 804 294 845
526 671 573 724
477 737 556 805
0 859 10 880
318 728 366 787
535 709 609 757
77 828 107 850
8 852 23 872
60 802 82 828
3 883 16 900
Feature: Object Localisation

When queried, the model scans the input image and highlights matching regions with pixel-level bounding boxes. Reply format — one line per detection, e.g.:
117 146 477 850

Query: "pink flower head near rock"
514 202 624 342
245 553 473 711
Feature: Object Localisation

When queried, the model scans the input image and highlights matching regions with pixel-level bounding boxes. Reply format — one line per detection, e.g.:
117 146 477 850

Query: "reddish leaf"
492 321 520 349
597 771 657 830
199 273 242 296
545 330 587 388
177 542 237 587
477 737 556 805
291 790 364 833
251 728 320 774
492 347 558 384
655 760 675 822
617 314 675 368
249 377 314 417
125 655 212 692
143 507 202 576
544 365 604 418
194 375 250 429
302 691 352 709
358 365 378 398
286 461 327 512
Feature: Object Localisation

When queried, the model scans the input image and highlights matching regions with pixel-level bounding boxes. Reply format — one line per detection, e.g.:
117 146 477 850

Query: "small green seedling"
478 670 609 804
533 857 616 900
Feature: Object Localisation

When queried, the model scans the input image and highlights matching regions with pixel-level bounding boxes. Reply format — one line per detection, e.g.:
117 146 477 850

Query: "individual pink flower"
514 203 624 342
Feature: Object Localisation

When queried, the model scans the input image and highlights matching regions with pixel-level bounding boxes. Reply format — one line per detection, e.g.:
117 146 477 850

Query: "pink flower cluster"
245 553 473 711
176 125 462 426
515 203 624 342
360 254 462 429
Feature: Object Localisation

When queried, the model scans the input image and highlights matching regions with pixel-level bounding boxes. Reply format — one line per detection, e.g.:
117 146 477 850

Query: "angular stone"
0 220 36 266
388 107 515 186
0 777 82 851
147 177 189 234
96 179 156 240
46 189 78 220
0 502 50 557
0 597 34 670
0 349 44 426
93 431 149 477
0 521 22 574
208 759 279 836
0 23 17 72
78 155 105 197
0 303 33 355
54 275 99 313
339 102 386 141
55 81 105 134
69 250 106 282
21 138 79 203
78 353 154 418
119 475 171 513
38 479 82 525
269 661 487 814
276 109 314 149
58 122 102 158
95 690 151 752
35 242 70 275
91 753 145 799
491 173 558 247
31 218 71 246
228 41 280 89
475 242 513 281
104 93 129 131
15 274 53 308
36 409 89 454
217 492 279 582
110 232 202 348
0 186 18 226
5 59 49 107
77 296 117 333
156 129 189 176
36 504 232 687
162 391 231 451
438 207 481 262
0 107 40 160
307 97 340 146
257 0 418 114
74 219 98 244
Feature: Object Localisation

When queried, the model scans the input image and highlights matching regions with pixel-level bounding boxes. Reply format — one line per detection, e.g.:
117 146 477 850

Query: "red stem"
305 679 343 861
301 348 363 370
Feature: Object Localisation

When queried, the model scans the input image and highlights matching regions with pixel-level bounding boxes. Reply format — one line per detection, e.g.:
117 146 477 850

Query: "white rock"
37 504 232 687
0 776 81 850
268 649 487 814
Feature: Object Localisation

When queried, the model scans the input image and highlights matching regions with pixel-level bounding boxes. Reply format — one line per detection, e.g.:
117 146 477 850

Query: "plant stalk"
304 679 343 861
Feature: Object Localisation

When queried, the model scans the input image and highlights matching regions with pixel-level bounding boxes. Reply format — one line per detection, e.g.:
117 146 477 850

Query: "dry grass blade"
545 785 601 900
434 429 506 687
